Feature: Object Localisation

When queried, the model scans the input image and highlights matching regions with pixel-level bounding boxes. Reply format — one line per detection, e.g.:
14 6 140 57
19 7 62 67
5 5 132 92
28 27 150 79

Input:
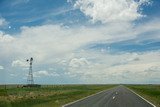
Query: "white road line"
126 87 156 107
112 96 115 99
116 92 118 95
62 87 114 107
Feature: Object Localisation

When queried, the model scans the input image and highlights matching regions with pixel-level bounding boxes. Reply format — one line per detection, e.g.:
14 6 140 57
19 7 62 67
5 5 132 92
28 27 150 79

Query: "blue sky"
0 0 160 84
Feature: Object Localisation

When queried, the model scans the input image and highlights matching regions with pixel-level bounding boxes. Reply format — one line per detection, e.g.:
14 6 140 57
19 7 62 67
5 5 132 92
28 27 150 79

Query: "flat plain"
127 85 160 107
0 85 115 107
0 85 159 107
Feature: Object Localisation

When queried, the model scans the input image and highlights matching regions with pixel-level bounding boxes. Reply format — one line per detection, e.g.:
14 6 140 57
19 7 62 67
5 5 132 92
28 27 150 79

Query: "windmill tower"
27 57 34 85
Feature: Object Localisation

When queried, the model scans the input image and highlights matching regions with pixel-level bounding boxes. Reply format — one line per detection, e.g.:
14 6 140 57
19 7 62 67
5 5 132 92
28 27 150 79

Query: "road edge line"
126 87 156 107
62 87 115 107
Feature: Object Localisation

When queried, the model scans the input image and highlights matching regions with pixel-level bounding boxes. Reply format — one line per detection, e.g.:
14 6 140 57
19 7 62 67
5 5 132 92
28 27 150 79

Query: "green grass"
127 85 160 107
0 85 116 107
0 89 7 96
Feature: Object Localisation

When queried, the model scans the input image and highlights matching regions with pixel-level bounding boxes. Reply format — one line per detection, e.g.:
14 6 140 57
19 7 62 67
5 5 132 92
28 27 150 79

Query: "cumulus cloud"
12 60 28 67
33 70 59 77
145 66 160 73
1 18 159 64
74 0 151 23
69 58 89 68
0 24 124 64
0 16 160 83
65 50 160 83
0 31 15 43
0 65 4 70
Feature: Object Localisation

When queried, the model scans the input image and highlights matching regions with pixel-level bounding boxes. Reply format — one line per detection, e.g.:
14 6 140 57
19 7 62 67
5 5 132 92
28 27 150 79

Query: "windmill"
23 57 40 88
26 57 34 85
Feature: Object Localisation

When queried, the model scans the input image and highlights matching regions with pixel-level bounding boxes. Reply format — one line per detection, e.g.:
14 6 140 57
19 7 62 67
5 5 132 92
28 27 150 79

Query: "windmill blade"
30 57 33 61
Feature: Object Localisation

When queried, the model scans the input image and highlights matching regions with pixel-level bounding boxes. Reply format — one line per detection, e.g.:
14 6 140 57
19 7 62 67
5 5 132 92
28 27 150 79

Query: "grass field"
127 85 160 107
1 84 159 107
0 84 115 107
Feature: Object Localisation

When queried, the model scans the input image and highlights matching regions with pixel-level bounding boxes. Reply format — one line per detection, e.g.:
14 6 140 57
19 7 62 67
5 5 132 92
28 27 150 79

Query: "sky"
0 0 160 84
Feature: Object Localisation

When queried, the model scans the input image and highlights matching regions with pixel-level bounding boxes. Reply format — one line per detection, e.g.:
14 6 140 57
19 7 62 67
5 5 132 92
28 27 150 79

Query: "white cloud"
33 70 59 77
67 0 73 3
0 16 160 83
2 18 159 64
69 58 89 68
135 18 160 39
12 60 28 67
65 50 160 83
0 65 4 70
74 0 150 23
145 66 160 73
10 0 30 6
0 17 8 27
0 24 114 64
0 22 138 61
0 31 15 43
10 73 17 77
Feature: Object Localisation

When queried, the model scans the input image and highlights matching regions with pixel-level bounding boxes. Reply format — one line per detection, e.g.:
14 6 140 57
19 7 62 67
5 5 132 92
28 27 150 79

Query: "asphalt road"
63 85 154 107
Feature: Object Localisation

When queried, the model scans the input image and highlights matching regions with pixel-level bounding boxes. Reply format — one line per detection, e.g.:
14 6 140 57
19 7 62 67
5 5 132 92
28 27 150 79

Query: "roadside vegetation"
127 85 160 107
0 85 115 107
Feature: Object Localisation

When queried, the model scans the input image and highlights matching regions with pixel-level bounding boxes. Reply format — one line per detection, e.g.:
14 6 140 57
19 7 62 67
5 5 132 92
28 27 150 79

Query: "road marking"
126 87 156 107
62 87 114 107
112 96 115 99
116 92 118 95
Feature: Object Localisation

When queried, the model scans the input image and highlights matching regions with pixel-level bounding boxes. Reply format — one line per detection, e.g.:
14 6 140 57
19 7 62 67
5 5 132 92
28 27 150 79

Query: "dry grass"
127 85 160 107
0 85 116 107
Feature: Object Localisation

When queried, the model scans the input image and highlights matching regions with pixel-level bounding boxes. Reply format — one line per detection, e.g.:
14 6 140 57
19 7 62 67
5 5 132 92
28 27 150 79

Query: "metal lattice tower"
27 57 34 85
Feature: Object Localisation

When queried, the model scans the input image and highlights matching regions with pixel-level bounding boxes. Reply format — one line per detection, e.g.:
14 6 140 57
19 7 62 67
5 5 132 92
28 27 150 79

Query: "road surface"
63 85 155 107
